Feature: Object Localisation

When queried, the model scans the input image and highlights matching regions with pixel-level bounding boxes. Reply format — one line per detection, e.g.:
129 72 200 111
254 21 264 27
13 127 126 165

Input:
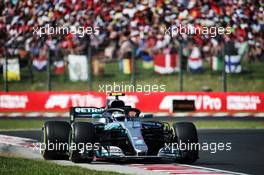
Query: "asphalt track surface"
0 117 264 175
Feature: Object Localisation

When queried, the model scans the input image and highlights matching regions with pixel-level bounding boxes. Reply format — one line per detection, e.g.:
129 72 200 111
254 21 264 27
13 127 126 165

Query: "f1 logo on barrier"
45 94 104 109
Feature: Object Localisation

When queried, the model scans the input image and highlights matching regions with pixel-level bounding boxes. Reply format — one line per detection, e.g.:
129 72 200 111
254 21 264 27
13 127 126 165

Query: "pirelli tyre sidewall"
41 121 70 160
173 122 199 164
69 122 95 163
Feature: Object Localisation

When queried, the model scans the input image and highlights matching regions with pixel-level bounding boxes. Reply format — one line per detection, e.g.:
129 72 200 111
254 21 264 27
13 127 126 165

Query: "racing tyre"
41 121 70 160
69 122 95 163
173 122 198 164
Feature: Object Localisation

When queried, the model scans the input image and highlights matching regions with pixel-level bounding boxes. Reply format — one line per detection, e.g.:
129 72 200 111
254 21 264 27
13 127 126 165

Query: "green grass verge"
1 60 264 92
0 154 126 175
0 119 264 130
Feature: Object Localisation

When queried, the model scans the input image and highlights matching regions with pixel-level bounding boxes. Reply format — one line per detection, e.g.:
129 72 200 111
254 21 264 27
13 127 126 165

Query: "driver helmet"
111 112 126 122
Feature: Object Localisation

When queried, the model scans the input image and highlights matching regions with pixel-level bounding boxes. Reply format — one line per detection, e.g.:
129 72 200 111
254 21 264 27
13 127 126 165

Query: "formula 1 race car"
41 93 199 164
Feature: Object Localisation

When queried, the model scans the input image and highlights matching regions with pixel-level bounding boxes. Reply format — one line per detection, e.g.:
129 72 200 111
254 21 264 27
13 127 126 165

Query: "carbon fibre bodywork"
71 107 177 159
41 94 198 163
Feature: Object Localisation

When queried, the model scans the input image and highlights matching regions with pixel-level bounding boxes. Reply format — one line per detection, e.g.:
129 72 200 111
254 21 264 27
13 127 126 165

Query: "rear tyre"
41 121 70 160
173 122 199 164
69 122 95 163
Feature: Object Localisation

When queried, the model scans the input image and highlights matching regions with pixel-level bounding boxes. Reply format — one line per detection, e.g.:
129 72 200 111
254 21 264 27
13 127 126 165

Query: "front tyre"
69 122 95 163
41 121 70 160
173 122 199 164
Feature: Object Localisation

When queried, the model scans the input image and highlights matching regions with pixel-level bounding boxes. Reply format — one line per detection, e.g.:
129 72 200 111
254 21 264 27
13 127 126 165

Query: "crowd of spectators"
0 0 263 73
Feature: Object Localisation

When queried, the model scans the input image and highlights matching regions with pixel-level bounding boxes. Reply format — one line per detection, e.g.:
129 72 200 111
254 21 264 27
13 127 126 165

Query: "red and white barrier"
0 92 264 116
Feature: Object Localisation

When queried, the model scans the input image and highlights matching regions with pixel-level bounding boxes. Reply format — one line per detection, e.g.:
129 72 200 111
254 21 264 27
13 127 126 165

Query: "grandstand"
0 0 263 91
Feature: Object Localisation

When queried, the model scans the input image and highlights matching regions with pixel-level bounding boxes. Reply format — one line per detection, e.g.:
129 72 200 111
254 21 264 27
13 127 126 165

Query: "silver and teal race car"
41 93 199 164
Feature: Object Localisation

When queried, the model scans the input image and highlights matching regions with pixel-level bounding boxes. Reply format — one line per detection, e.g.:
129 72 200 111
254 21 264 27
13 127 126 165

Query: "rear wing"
70 107 105 123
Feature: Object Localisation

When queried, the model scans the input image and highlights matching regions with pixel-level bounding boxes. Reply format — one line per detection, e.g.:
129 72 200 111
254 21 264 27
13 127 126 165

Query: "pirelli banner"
0 92 264 114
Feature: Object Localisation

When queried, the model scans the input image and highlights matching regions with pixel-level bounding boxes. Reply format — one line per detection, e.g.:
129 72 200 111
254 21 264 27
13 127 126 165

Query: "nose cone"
135 145 148 156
